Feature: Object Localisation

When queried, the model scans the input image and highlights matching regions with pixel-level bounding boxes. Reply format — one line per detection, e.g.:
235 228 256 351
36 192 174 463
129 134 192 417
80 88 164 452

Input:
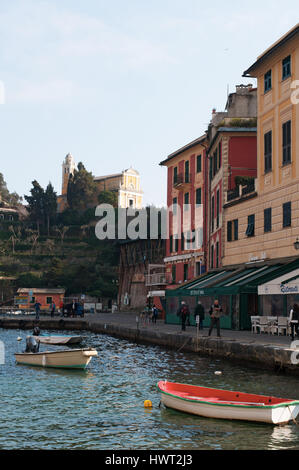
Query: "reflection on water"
1 328 299 450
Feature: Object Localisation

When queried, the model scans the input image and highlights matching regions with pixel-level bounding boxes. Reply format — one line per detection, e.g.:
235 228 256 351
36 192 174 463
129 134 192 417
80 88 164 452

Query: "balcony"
145 273 166 287
173 173 191 190
225 180 257 204
145 264 166 287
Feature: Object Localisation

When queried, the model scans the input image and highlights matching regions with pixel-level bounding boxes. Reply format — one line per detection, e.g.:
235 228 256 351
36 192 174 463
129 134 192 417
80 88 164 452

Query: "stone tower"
62 153 75 195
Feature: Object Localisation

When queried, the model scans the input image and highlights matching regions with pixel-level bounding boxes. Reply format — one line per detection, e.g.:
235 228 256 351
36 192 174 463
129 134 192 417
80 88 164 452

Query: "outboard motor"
25 336 40 353
33 326 40 336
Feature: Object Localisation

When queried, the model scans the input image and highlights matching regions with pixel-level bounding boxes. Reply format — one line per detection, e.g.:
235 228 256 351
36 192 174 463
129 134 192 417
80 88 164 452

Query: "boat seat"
186 395 266 406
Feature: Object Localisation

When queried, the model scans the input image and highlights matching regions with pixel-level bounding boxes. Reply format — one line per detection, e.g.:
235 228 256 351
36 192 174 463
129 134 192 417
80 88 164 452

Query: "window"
283 202 292 228
196 188 202 205
46 297 53 304
264 208 272 233
196 262 202 277
216 190 220 228
246 214 255 237
264 70 272 93
184 192 189 209
264 131 272 173
216 242 219 269
233 219 238 241
218 142 222 169
172 265 176 283
227 221 232 242
211 196 215 232
172 197 177 215
282 55 291 80
173 167 178 185
184 264 188 282
282 120 291 165
175 236 179 253
186 230 195 250
197 154 202 173
181 232 185 252
227 220 238 241
209 158 213 181
129 199 134 208
210 245 214 269
213 149 218 176
169 235 173 253
185 160 190 183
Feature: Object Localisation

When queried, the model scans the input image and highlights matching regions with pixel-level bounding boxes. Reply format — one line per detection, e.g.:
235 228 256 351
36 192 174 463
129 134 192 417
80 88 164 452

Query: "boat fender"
215 371 222 376
144 400 153 408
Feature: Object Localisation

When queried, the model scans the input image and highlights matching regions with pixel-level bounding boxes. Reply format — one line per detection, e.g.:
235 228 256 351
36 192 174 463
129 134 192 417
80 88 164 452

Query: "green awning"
166 259 299 297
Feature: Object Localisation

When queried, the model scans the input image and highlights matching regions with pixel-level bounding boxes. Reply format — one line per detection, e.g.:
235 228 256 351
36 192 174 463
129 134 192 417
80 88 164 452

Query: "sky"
0 0 298 207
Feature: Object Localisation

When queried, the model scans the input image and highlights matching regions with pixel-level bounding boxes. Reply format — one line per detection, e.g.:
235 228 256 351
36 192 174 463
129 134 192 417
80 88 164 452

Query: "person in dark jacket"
177 302 190 332
290 303 299 341
208 299 223 338
34 302 41 320
194 301 205 330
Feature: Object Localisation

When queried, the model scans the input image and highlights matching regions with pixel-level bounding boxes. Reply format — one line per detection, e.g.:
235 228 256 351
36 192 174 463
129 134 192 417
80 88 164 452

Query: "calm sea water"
0 328 299 450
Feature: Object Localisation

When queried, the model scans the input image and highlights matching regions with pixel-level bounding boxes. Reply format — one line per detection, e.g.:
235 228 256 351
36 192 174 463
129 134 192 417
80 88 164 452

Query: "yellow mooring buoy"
144 400 153 408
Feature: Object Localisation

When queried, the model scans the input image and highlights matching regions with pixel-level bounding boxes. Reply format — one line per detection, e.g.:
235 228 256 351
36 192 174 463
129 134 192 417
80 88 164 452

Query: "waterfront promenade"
0 311 298 375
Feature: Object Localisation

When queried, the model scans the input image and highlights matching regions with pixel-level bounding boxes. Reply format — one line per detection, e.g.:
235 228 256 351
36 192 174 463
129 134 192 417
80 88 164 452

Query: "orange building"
16 288 65 311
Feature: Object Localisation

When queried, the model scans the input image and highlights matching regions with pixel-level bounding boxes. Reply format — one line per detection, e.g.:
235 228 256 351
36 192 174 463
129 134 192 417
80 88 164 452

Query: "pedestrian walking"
289 303 299 341
208 299 223 338
50 301 56 318
152 305 159 324
194 301 205 330
34 301 41 320
177 301 190 332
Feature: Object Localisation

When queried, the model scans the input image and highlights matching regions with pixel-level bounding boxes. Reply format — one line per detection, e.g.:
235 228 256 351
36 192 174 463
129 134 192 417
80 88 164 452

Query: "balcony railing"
241 181 255 196
226 181 256 203
145 273 166 287
173 173 191 188
227 187 240 202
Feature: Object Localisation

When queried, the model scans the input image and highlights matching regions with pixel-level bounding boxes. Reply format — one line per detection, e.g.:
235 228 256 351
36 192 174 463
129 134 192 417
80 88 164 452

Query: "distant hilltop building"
57 153 143 212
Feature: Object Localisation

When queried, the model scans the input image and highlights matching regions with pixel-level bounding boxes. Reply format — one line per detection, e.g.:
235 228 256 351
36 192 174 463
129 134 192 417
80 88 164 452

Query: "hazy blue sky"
0 0 298 206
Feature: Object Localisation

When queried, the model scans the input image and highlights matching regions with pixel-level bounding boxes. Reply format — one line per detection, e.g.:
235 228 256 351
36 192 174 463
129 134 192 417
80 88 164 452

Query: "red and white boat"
157 381 299 425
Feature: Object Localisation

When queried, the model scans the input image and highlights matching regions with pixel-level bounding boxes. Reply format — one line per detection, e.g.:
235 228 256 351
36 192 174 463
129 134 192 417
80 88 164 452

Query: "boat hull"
158 381 299 425
15 348 97 370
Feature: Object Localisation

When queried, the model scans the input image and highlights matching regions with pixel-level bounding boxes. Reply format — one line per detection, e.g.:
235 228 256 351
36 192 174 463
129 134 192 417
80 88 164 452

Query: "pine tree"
24 180 45 233
44 182 57 235
67 162 97 211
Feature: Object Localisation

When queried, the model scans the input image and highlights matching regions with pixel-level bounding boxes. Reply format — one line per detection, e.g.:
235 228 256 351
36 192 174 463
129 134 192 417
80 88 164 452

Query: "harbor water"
1 328 299 450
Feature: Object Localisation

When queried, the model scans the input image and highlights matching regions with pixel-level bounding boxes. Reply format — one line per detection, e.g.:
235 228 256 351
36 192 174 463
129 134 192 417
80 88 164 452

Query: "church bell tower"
62 153 75 195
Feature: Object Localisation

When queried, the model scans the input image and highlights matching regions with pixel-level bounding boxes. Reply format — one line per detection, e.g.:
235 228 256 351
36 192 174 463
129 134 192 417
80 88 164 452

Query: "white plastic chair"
276 317 288 336
250 316 260 334
267 316 278 335
258 316 270 334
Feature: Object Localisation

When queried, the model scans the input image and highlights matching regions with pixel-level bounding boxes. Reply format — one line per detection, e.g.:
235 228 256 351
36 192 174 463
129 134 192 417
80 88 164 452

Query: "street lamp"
294 238 299 251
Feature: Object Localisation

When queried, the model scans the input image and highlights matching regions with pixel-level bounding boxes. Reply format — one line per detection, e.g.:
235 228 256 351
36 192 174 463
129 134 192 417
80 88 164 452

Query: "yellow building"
57 154 143 211
223 24 299 266
94 167 143 209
